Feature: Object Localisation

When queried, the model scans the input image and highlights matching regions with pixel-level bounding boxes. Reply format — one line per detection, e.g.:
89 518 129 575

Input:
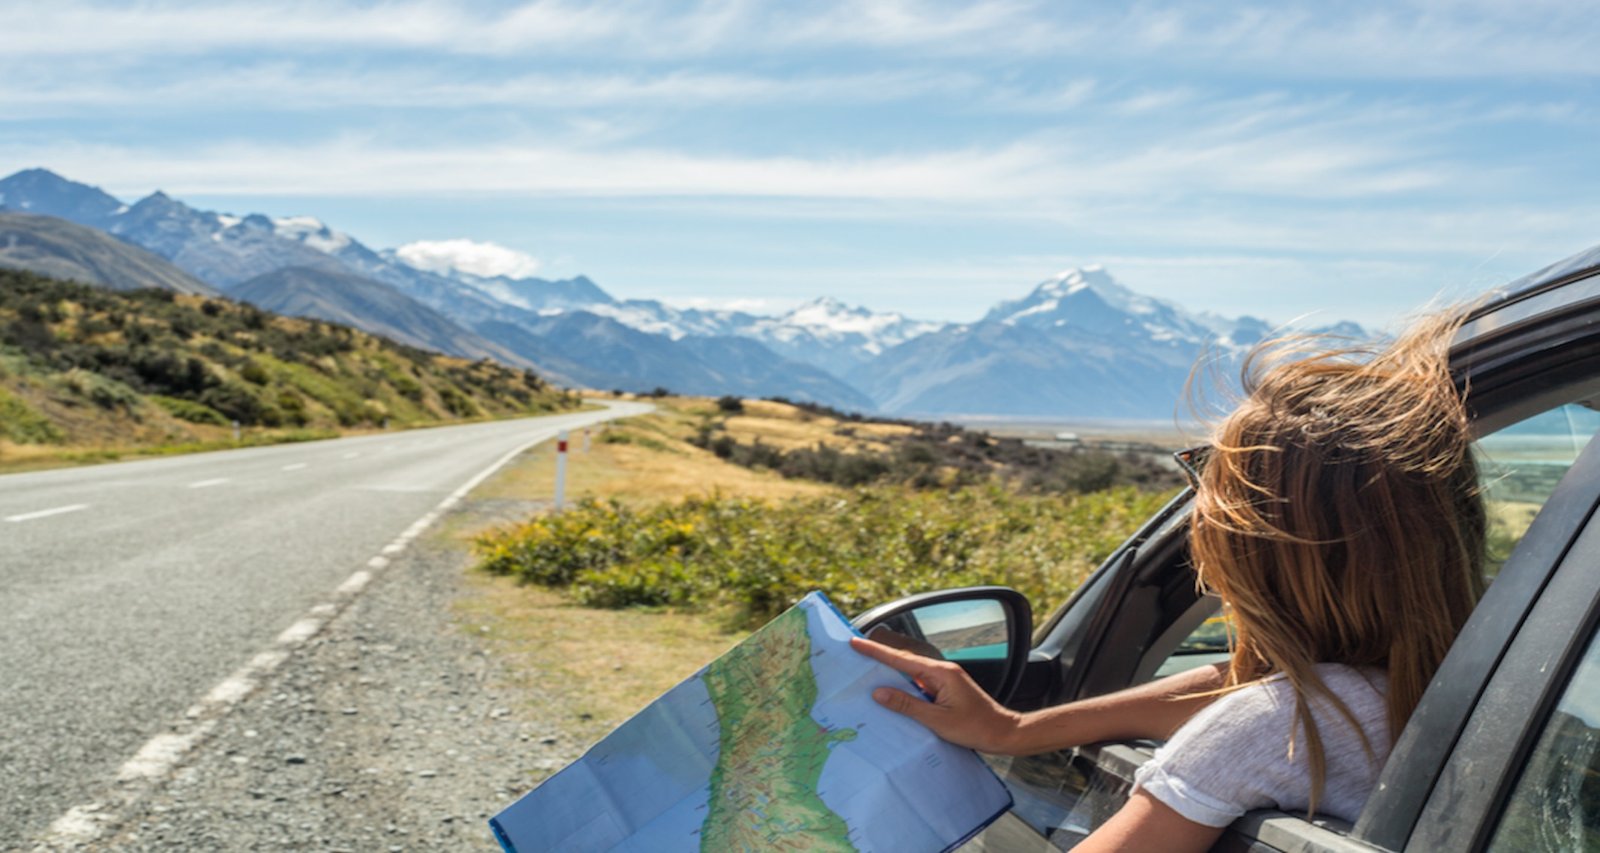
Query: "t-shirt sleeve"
1130 683 1307 828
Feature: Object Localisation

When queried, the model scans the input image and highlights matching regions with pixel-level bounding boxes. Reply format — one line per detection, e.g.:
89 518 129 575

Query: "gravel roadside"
86 494 599 851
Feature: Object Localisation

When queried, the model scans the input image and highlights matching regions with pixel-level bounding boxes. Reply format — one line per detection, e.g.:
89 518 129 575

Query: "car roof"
1487 241 1600 310
1460 242 1600 341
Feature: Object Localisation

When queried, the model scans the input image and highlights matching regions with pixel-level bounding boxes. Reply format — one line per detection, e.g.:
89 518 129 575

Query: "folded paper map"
489 591 1012 852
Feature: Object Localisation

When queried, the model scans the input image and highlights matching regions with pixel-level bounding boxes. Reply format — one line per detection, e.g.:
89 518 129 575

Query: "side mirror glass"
852 586 1032 705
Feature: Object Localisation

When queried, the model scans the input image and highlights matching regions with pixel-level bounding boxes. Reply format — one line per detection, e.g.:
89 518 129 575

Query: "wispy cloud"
6 0 1598 77
0 118 1464 205
0 0 1057 62
0 64 973 117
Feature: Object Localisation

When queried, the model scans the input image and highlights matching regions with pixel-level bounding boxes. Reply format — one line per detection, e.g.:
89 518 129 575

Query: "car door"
960 244 1600 852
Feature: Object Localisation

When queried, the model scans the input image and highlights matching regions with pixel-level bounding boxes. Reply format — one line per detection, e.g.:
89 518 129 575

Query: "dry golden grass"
1487 498 1541 549
719 398 911 453
455 397 848 719
455 573 743 729
472 400 834 507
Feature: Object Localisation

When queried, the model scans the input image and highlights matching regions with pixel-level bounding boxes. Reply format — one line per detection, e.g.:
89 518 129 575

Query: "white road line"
38 413 621 848
117 723 217 782
281 463 309 471
187 478 229 489
342 452 360 459
5 503 89 523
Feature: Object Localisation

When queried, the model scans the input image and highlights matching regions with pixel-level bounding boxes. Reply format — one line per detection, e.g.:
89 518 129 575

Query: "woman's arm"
850 637 1227 755
1073 791 1226 853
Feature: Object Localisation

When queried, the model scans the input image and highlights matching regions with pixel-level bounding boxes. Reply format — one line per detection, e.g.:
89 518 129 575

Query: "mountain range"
0 167 1358 418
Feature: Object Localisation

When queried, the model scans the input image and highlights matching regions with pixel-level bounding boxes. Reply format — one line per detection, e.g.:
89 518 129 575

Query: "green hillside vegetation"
478 486 1172 628
0 269 579 468
474 397 1181 628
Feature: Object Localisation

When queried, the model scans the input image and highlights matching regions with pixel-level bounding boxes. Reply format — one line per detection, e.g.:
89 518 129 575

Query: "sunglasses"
1173 444 1212 491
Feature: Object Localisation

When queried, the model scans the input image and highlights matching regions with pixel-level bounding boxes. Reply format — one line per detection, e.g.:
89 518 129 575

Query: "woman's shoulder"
1189 664 1387 740
1133 664 1392 826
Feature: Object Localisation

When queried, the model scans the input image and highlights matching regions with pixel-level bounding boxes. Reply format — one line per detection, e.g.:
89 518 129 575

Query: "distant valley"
0 168 1362 419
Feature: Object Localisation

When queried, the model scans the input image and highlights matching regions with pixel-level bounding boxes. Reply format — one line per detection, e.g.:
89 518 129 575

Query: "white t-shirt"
1131 664 1391 827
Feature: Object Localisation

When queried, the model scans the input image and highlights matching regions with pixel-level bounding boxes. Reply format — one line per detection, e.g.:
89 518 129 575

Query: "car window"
1151 402 1600 680
1476 403 1600 577
1486 626 1600 851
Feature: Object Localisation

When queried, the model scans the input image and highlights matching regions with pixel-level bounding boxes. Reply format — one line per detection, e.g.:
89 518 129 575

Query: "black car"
854 242 1600 852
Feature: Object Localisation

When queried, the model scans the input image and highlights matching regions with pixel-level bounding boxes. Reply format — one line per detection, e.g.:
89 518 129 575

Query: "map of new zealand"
489 592 1013 852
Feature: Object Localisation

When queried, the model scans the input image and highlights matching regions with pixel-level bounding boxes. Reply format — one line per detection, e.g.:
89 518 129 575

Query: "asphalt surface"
0 402 647 844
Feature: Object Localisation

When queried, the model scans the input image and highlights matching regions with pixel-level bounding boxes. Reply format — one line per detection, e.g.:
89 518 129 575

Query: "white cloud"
395 238 542 279
0 107 1463 205
0 65 970 116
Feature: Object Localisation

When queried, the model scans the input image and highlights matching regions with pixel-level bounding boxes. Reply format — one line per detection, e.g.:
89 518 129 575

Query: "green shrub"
199 382 282 426
239 360 271 385
60 369 142 412
476 486 1174 627
149 395 229 426
0 388 63 443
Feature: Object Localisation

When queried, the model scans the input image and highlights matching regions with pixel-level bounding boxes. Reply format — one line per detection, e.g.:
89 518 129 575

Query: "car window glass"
1486 627 1600 851
1476 403 1600 578
1153 607 1231 679
1149 402 1600 681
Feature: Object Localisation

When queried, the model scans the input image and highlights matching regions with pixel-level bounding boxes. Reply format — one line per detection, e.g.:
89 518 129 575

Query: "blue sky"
3 0 1597 327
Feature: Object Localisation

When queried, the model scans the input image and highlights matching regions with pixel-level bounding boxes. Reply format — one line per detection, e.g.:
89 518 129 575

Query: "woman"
853 311 1486 851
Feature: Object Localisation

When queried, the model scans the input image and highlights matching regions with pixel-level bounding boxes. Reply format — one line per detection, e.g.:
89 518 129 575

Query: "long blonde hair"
1189 311 1486 813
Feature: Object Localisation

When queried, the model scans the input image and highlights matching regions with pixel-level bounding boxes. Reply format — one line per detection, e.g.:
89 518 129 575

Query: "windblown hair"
1189 310 1486 814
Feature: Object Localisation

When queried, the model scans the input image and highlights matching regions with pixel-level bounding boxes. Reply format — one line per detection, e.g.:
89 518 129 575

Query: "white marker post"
554 430 569 512
582 428 592 453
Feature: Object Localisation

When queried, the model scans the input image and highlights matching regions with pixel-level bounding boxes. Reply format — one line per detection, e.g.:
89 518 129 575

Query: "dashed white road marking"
5 503 89 523
341 452 360 459
117 723 218 782
281 463 309 471
38 413 625 848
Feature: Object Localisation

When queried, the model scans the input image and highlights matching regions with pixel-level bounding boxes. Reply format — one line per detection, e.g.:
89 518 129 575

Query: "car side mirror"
852 586 1032 706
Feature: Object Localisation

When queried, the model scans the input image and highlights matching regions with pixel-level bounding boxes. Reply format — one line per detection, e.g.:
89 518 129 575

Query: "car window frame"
1404 450 1600 851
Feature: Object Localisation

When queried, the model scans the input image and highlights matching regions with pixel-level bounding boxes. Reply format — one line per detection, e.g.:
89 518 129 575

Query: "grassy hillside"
458 397 1179 726
0 268 579 468
474 396 1179 627
0 211 219 295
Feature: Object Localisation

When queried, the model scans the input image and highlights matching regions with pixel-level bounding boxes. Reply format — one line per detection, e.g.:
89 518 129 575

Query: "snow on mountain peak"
395 238 541 280
775 297 931 346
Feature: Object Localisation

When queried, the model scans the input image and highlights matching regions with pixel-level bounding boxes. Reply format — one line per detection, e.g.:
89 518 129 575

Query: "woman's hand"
850 636 1023 755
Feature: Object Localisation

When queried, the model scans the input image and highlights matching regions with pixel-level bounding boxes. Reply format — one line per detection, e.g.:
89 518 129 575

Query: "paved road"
0 403 646 842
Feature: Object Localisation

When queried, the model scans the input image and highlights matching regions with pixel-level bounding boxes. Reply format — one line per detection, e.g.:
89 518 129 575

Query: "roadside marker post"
554 431 569 512
232 420 240 442
582 429 591 453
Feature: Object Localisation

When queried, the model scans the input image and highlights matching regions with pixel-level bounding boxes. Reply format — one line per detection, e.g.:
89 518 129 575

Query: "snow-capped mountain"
398 252 948 376
0 167 1369 419
984 266 1258 367
852 266 1361 418
451 271 613 313
739 298 946 377
0 169 890 408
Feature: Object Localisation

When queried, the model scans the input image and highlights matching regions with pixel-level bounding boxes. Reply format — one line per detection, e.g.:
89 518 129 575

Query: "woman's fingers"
872 686 937 723
850 636 940 681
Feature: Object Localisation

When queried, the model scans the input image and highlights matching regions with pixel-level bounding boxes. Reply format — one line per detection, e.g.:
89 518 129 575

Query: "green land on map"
700 606 859 851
